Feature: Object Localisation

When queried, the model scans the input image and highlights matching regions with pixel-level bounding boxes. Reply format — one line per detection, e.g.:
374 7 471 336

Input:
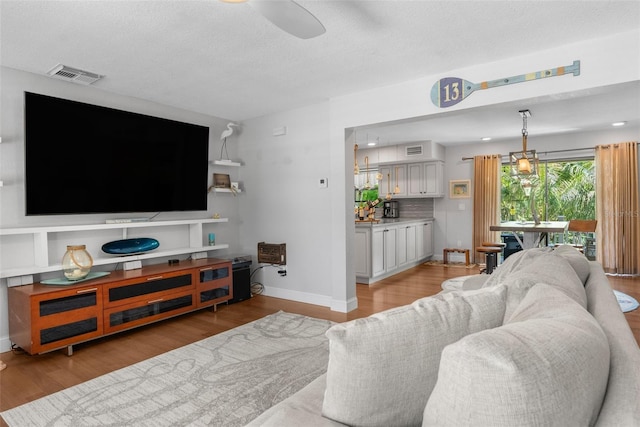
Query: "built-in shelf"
0 218 229 280
212 188 242 193
212 160 242 167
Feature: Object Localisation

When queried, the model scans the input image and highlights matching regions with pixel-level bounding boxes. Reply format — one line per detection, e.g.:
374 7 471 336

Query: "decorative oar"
430 60 580 108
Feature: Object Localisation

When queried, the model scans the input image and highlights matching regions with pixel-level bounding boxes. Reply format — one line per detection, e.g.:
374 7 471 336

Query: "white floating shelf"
213 188 242 193
212 160 242 167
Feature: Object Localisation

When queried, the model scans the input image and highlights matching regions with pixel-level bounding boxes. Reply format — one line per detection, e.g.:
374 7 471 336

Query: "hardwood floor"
1 263 638 425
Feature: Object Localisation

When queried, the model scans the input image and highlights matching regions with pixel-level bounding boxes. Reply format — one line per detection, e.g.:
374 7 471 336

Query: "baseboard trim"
261 287 356 312
1 335 11 353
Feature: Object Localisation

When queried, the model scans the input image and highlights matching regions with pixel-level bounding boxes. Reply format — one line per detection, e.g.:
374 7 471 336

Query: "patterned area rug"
0 311 334 427
423 259 478 269
614 290 640 313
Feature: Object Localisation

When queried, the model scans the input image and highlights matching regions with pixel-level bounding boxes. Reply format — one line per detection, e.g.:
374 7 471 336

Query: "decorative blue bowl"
102 238 159 255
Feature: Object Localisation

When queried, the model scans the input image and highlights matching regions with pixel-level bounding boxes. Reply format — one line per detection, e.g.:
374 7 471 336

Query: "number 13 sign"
430 60 580 108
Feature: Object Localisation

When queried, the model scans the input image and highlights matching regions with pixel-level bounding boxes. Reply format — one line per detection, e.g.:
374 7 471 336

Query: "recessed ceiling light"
612 121 627 127
367 142 376 146
481 137 492 141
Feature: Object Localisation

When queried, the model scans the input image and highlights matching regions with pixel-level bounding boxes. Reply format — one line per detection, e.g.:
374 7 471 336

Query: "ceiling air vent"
46 64 103 85
405 145 423 156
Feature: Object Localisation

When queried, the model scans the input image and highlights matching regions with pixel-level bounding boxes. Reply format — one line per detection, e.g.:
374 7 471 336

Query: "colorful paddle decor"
430 60 581 108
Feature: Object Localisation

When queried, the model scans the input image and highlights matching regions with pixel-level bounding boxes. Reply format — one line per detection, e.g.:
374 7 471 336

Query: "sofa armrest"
585 262 640 426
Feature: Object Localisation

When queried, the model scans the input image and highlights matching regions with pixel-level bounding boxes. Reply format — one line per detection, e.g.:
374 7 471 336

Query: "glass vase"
62 245 93 281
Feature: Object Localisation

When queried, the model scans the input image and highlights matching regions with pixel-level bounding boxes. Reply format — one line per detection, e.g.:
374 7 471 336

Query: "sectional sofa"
248 245 640 426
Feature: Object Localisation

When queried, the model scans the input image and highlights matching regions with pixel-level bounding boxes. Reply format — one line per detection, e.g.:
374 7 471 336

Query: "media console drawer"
8 258 233 355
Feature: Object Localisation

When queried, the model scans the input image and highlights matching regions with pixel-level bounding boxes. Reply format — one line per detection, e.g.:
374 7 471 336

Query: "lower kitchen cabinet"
355 228 371 277
416 221 434 259
372 226 398 277
356 219 433 284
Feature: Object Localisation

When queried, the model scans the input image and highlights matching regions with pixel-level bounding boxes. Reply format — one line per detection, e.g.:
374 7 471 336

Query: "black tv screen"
25 92 210 215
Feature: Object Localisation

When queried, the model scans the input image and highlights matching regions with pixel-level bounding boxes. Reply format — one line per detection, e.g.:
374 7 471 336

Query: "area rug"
613 290 640 313
0 311 334 427
423 259 478 269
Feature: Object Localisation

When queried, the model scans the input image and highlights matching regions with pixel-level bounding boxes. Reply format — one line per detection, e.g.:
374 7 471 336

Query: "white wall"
235 102 337 308
0 66 242 352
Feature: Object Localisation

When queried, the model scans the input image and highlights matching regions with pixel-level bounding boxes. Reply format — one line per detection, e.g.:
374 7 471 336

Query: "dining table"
490 221 569 249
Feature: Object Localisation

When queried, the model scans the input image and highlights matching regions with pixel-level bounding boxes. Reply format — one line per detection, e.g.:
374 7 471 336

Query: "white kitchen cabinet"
424 162 444 197
407 161 444 197
372 226 397 277
357 219 433 284
379 164 407 198
355 228 371 277
416 221 434 258
406 224 417 263
397 226 407 267
397 224 417 267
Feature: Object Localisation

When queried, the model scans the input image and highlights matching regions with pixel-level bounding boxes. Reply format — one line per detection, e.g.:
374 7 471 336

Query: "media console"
8 258 233 355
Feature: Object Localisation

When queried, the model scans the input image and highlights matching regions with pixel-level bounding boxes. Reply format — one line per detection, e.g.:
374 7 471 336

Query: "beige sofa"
248 246 640 427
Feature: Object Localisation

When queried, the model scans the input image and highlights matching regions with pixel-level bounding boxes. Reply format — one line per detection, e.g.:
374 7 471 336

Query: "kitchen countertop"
355 217 434 227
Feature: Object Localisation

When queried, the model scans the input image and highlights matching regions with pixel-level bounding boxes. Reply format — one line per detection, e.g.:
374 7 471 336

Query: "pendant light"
509 109 539 179
354 143 360 175
375 138 383 181
364 156 371 189
394 166 401 194
509 110 541 225
386 173 392 200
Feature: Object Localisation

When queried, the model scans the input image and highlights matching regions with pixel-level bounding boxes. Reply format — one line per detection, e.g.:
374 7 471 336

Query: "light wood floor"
1 263 639 425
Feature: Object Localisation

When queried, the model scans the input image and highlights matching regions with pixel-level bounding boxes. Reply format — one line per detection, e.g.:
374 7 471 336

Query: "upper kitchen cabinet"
355 141 444 168
394 142 445 164
407 161 444 197
379 164 407 198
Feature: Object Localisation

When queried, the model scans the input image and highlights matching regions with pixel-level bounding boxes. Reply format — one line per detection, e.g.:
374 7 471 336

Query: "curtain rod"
461 146 594 161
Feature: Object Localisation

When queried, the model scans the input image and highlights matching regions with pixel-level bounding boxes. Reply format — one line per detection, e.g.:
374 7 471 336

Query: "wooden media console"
8 258 233 355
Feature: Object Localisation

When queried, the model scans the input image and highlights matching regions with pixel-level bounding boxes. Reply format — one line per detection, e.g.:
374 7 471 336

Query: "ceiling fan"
222 0 326 39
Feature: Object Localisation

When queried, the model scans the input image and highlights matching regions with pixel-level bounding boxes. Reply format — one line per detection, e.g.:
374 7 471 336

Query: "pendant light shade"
509 109 539 179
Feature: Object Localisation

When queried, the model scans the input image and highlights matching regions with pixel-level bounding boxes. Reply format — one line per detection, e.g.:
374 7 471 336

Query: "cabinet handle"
147 298 164 304
76 288 97 294
200 267 213 271
146 276 164 281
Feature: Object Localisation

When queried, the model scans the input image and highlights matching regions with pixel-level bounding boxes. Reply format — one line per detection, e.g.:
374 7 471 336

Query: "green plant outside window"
501 159 596 223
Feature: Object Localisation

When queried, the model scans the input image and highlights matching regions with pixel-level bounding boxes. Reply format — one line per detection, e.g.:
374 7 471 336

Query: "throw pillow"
423 284 610 427
321 285 507 427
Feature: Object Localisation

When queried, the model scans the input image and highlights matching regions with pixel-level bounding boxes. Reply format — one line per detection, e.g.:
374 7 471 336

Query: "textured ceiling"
1 0 639 145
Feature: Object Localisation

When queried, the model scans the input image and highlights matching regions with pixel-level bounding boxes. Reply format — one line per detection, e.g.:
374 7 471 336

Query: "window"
501 159 596 223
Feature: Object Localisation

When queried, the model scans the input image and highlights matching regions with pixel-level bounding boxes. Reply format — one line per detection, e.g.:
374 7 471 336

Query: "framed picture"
450 179 471 198
213 173 231 188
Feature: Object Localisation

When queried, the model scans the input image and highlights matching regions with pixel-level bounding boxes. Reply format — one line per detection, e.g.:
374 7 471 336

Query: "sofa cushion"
321 285 507 427
482 247 587 321
423 284 610 427
553 244 591 284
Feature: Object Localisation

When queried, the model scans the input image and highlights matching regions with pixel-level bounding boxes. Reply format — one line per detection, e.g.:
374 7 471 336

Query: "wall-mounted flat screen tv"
25 92 210 215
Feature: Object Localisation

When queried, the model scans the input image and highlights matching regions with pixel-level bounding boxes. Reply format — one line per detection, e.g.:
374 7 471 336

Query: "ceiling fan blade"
249 0 326 39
